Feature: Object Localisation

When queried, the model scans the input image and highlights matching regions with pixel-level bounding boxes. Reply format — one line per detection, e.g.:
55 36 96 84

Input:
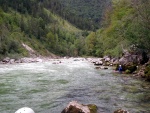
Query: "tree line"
0 0 149 59
84 0 150 57
0 0 87 59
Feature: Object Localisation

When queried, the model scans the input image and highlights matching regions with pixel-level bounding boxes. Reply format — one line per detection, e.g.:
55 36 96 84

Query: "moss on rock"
87 104 97 113
61 101 97 113
116 63 137 74
125 64 137 73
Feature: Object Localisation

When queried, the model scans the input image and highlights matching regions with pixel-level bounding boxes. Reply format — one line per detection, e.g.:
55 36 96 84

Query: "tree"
46 31 56 50
131 0 150 50
85 32 97 56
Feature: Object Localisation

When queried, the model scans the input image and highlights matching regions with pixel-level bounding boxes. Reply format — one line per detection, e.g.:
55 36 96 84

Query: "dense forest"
58 0 111 30
84 0 150 57
0 0 150 59
0 0 85 59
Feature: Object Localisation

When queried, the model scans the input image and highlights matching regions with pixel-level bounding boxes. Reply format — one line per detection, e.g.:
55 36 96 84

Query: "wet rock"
94 61 103 66
15 59 21 63
114 109 129 113
143 62 150 81
2 57 10 63
134 67 145 78
95 66 108 70
20 57 42 63
102 56 112 66
139 70 145 77
103 62 110 66
95 67 101 69
113 59 119 65
119 57 128 65
87 58 103 65
61 101 97 113
104 56 111 62
103 67 108 69
74 59 80 61
9 59 15 64
0 56 45 64
118 47 149 66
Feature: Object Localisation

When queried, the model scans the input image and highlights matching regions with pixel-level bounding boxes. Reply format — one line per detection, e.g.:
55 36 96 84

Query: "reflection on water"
0 58 150 113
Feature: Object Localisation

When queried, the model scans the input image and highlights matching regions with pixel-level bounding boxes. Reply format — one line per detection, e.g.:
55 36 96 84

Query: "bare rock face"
61 101 97 113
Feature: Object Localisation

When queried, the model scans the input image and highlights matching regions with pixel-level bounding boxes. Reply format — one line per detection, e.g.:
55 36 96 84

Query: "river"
0 58 150 113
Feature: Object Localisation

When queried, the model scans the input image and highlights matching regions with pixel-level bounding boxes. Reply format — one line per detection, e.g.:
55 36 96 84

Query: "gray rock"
9 59 15 64
15 59 21 63
2 57 10 63
61 101 97 113
94 61 103 65
114 109 129 113
105 57 111 62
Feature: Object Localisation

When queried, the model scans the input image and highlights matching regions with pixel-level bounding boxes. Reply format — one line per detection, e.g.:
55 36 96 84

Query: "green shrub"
125 65 137 73
125 69 131 74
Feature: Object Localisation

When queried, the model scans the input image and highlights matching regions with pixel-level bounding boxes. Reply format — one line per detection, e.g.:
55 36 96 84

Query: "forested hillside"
0 0 112 59
0 0 149 59
58 0 111 30
85 0 150 57
0 0 87 59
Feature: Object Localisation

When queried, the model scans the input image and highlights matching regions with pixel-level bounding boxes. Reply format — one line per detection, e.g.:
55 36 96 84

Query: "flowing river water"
0 58 150 113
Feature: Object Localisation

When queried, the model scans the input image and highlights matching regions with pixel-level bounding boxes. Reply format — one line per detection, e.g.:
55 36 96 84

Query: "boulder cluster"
61 101 129 113
87 56 112 67
117 49 150 81
0 57 43 64
88 48 150 81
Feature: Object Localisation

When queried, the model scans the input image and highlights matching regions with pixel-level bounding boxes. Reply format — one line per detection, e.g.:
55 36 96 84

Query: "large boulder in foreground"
114 109 129 113
61 101 97 113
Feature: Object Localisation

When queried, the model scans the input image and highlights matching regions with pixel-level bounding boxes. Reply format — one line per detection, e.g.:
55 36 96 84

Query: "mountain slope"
59 0 110 21
84 0 150 57
0 0 86 59
58 0 111 30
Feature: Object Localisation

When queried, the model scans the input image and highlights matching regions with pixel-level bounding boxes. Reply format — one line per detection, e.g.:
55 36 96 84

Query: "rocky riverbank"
87 48 150 81
1 47 150 81
0 55 61 64
0 57 43 64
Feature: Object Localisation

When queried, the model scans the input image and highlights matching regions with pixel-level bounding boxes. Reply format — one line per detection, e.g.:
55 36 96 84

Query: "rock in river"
114 109 129 113
61 101 97 113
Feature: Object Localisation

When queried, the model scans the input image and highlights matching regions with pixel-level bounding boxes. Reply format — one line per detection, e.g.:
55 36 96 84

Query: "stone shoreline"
1 55 150 81
0 56 61 64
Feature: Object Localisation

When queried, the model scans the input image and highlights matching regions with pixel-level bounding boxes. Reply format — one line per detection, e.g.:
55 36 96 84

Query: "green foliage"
0 0 110 30
125 64 137 73
0 1 87 58
57 0 111 30
125 69 131 74
46 31 55 49
85 32 97 56
0 0 149 58
87 104 98 113
85 0 150 57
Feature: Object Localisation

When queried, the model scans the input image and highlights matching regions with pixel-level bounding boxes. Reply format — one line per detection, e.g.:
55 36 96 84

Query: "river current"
0 58 150 113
